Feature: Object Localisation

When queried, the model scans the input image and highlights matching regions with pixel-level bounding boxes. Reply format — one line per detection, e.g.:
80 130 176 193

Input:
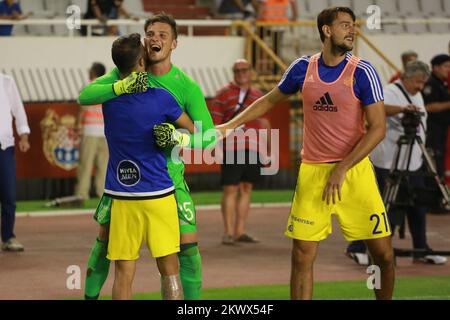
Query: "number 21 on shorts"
370 212 390 235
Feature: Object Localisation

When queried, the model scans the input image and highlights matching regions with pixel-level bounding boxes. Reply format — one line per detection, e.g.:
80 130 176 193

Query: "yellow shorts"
107 195 180 260
285 157 391 242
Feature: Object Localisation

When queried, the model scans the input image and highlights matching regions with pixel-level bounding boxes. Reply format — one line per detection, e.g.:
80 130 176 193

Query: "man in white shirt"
346 61 447 265
0 73 30 251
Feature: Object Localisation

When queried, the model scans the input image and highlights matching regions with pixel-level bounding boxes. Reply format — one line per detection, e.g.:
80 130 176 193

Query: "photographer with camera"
346 61 447 265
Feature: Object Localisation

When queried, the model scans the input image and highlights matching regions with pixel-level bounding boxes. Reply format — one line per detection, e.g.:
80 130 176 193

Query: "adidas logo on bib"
312 92 338 112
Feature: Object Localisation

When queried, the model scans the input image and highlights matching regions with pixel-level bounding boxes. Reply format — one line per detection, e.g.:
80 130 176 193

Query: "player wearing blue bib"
104 33 193 300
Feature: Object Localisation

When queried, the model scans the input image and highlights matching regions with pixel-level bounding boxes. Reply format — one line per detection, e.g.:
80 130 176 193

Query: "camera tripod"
383 129 450 259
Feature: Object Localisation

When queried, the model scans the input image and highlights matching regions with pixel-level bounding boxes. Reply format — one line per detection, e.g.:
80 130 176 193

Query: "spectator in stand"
256 0 298 22
388 50 418 83
255 0 298 73
216 0 259 20
0 0 32 36
81 0 139 36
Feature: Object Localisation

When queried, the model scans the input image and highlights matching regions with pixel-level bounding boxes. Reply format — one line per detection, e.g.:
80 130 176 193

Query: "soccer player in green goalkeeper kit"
78 13 216 300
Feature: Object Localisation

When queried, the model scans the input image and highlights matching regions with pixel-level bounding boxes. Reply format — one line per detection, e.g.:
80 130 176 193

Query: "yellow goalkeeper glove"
153 123 191 148
113 71 148 96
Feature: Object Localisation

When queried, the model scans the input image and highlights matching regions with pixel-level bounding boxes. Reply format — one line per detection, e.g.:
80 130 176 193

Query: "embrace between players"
79 7 395 300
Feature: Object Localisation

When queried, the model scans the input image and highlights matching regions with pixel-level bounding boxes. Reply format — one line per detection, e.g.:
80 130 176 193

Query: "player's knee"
239 182 253 194
157 253 179 276
292 243 316 265
223 185 239 197
161 275 184 300
179 243 201 274
371 250 394 268
115 262 134 279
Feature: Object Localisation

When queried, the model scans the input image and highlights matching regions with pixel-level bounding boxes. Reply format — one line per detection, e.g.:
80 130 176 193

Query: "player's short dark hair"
111 33 144 75
90 62 106 78
144 12 178 40
317 7 356 43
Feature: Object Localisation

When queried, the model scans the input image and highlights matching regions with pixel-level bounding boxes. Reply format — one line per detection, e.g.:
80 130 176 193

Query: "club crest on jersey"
117 160 141 186
40 109 81 171
312 92 338 112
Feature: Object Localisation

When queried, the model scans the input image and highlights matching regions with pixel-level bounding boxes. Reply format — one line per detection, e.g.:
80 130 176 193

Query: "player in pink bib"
217 7 394 300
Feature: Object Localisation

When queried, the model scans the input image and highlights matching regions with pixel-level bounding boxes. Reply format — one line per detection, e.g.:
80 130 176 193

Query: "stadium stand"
351 0 375 17
2 0 450 99
421 0 444 16
142 0 211 19
44 0 71 14
123 0 146 35
427 0 450 33
19 0 53 35
375 0 404 33
10 0 449 36
398 0 427 34
70 0 87 14
296 0 312 19
329 0 352 9
44 0 72 36
306 0 330 16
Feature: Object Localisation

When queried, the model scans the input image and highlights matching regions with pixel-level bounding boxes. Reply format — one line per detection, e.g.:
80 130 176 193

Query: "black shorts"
220 149 263 186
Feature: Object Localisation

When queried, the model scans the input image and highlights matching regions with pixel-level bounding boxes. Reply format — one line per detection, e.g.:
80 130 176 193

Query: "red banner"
16 101 292 179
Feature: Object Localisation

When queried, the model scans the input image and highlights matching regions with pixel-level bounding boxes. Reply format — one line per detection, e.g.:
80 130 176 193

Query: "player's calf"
161 275 184 300
179 243 202 300
157 253 184 300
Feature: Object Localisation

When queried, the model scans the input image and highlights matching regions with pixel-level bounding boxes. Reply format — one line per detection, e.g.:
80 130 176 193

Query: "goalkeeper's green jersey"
78 64 216 178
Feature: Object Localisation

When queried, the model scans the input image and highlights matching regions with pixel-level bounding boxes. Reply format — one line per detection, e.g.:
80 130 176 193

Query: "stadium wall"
357 34 450 84
0 36 245 100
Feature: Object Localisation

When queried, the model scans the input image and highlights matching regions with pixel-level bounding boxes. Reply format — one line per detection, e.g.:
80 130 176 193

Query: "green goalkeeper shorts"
94 181 197 234
174 177 197 234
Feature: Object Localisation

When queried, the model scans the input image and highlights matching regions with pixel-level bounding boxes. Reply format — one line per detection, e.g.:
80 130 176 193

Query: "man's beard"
330 35 352 55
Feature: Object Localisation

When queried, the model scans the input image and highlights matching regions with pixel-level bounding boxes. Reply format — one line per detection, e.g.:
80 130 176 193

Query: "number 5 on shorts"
370 212 390 235
179 201 194 222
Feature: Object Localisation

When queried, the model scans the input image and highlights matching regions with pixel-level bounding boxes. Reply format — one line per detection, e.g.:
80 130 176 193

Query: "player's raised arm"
78 67 148 105
78 67 120 105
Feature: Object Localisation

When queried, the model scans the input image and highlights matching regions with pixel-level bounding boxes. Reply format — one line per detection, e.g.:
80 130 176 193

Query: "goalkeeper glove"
153 123 191 148
113 71 148 96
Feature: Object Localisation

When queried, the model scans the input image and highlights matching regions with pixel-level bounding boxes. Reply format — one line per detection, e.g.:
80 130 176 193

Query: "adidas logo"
312 92 338 112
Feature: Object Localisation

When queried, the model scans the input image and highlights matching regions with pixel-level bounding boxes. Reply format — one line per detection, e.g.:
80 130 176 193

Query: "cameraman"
346 61 447 265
